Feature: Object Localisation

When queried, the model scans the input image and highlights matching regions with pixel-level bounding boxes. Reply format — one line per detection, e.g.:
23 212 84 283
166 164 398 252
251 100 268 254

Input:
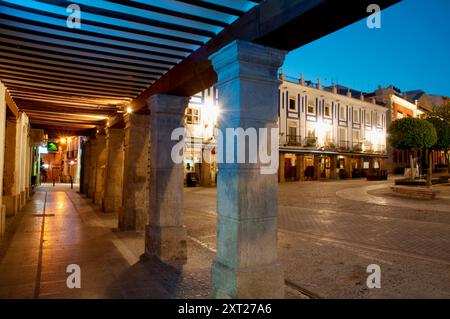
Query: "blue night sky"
283 0 450 96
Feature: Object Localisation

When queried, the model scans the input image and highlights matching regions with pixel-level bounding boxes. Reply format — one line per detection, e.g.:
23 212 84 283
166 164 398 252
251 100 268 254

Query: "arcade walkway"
0 184 214 299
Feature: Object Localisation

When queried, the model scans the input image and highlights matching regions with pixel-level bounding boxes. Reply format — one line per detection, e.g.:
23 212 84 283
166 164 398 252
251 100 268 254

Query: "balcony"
304 136 318 148
286 135 302 147
337 140 351 152
352 142 363 152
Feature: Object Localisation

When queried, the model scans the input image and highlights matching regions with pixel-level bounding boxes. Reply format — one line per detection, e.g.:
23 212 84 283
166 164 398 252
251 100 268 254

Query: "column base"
102 196 121 213
211 260 285 299
145 225 187 261
118 207 147 232
94 192 103 205
3 195 19 216
20 191 26 209
82 184 89 196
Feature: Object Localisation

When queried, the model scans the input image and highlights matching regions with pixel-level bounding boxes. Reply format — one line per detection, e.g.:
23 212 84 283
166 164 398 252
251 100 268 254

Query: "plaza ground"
1 178 449 298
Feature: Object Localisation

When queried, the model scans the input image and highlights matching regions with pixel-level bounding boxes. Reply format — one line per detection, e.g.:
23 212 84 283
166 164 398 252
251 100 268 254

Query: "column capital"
146 94 189 114
123 112 150 130
105 126 124 139
209 40 287 84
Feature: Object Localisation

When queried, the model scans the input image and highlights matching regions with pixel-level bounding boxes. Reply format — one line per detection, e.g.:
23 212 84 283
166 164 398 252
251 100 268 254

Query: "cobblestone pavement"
184 178 450 298
1 180 449 298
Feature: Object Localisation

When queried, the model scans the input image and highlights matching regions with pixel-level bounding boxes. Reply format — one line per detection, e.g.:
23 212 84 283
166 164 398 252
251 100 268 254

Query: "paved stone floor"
1 179 449 298
184 177 450 298
0 184 215 299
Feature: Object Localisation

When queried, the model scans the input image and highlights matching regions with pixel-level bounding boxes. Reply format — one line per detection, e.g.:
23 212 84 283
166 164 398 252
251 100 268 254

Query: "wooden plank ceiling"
0 0 262 135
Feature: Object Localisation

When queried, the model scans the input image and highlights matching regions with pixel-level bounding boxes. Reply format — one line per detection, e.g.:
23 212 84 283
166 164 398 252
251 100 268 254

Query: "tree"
426 117 450 151
430 102 450 122
388 117 437 179
426 103 450 173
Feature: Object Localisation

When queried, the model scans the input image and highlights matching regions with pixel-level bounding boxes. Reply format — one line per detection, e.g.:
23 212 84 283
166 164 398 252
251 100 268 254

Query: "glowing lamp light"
69 160 75 165
127 107 133 114
43 164 49 169
60 137 67 144
203 101 220 127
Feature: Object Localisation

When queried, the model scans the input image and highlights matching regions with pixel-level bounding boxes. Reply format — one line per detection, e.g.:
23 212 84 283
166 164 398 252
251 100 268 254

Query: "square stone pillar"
200 162 213 187
368 158 375 174
82 140 91 195
296 155 305 181
103 128 124 213
345 156 353 179
119 113 150 231
3 117 19 216
313 156 320 180
209 40 287 299
329 155 337 179
145 94 189 261
278 153 286 183
94 135 107 205
87 139 97 199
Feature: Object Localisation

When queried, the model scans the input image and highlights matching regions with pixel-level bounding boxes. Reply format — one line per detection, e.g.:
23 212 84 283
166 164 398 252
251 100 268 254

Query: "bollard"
53 179 55 187
71 176 73 189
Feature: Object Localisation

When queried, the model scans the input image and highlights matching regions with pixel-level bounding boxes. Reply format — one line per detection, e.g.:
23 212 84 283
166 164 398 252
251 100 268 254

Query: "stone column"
209 40 286 299
368 158 375 175
296 154 305 181
93 135 107 205
0 83 7 235
380 158 385 170
313 156 320 180
345 156 353 179
3 117 19 216
103 128 124 213
278 153 285 183
329 155 337 179
145 94 189 261
87 139 97 199
82 140 91 196
200 163 212 187
119 113 150 231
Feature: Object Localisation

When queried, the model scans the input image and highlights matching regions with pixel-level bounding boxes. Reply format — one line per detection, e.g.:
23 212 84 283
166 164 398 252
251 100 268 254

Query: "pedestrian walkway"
0 185 213 298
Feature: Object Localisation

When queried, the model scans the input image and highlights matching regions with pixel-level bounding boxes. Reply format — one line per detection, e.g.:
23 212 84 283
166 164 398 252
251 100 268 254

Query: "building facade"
278 76 388 182
372 86 448 174
183 76 389 184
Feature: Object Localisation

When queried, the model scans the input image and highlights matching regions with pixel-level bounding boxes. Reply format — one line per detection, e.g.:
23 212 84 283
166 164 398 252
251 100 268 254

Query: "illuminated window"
324 103 331 117
339 105 346 120
289 97 296 111
307 100 315 114
353 108 360 123
186 107 200 125
339 128 347 140
352 129 360 142
365 111 371 125
377 113 383 126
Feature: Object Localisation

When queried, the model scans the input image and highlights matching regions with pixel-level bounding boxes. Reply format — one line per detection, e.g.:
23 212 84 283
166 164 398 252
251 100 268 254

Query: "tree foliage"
388 117 437 151
426 117 450 151
430 102 450 122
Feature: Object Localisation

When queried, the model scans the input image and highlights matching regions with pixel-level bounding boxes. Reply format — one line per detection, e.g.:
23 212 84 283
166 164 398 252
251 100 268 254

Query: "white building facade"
183 77 389 184
278 77 388 181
